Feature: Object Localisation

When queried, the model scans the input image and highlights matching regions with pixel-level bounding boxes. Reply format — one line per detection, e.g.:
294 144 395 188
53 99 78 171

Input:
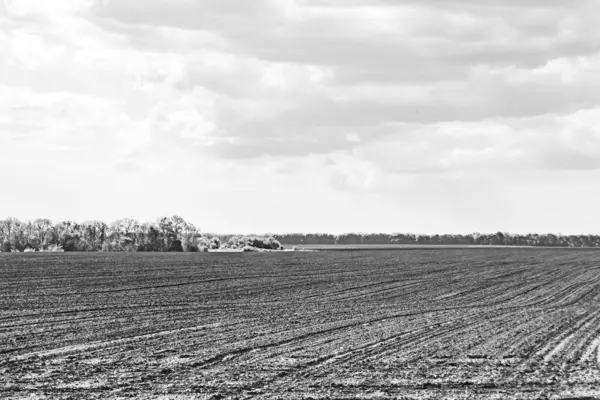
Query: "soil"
2 249 600 399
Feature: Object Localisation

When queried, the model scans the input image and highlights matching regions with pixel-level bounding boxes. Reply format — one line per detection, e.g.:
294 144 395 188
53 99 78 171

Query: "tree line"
0 216 281 252
1 216 599 252
273 232 600 247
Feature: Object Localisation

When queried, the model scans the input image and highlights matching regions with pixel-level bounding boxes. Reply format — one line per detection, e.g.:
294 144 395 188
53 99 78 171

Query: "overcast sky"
1 0 600 234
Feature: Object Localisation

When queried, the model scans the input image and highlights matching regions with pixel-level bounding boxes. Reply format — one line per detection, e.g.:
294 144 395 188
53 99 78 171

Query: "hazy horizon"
2 1 600 234
1 215 598 237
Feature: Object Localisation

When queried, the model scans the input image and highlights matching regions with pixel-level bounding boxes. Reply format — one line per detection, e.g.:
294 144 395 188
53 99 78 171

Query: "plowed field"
2 250 600 399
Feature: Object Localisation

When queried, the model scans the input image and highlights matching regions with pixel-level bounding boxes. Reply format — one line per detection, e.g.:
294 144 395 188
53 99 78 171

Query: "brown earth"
2 249 600 399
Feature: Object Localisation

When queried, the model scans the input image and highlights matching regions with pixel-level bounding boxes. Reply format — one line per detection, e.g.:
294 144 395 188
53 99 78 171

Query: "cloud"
78 0 600 164
3 0 600 233
4 0 600 164
92 0 600 70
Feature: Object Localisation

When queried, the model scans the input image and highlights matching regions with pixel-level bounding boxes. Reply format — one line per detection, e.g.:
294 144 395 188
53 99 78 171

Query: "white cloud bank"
2 0 600 233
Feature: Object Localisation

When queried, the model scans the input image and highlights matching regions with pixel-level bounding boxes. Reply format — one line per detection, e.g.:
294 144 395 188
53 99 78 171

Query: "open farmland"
3 250 600 399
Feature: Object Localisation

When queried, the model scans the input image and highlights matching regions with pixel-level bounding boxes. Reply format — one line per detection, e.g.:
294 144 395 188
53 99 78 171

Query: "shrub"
197 237 210 248
166 239 183 252
228 236 243 249
266 237 281 250
76 239 92 252
226 236 283 250
247 237 263 249
182 237 211 252
27 237 41 250
43 244 64 252
53 244 65 252
24 248 37 252
242 245 262 252
182 236 198 252
122 244 137 252
1 241 11 252
100 242 122 252
209 237 221 249
62 235 84 252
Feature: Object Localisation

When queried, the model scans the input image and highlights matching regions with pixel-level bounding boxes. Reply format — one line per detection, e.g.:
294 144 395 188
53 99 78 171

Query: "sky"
1 0 600 234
